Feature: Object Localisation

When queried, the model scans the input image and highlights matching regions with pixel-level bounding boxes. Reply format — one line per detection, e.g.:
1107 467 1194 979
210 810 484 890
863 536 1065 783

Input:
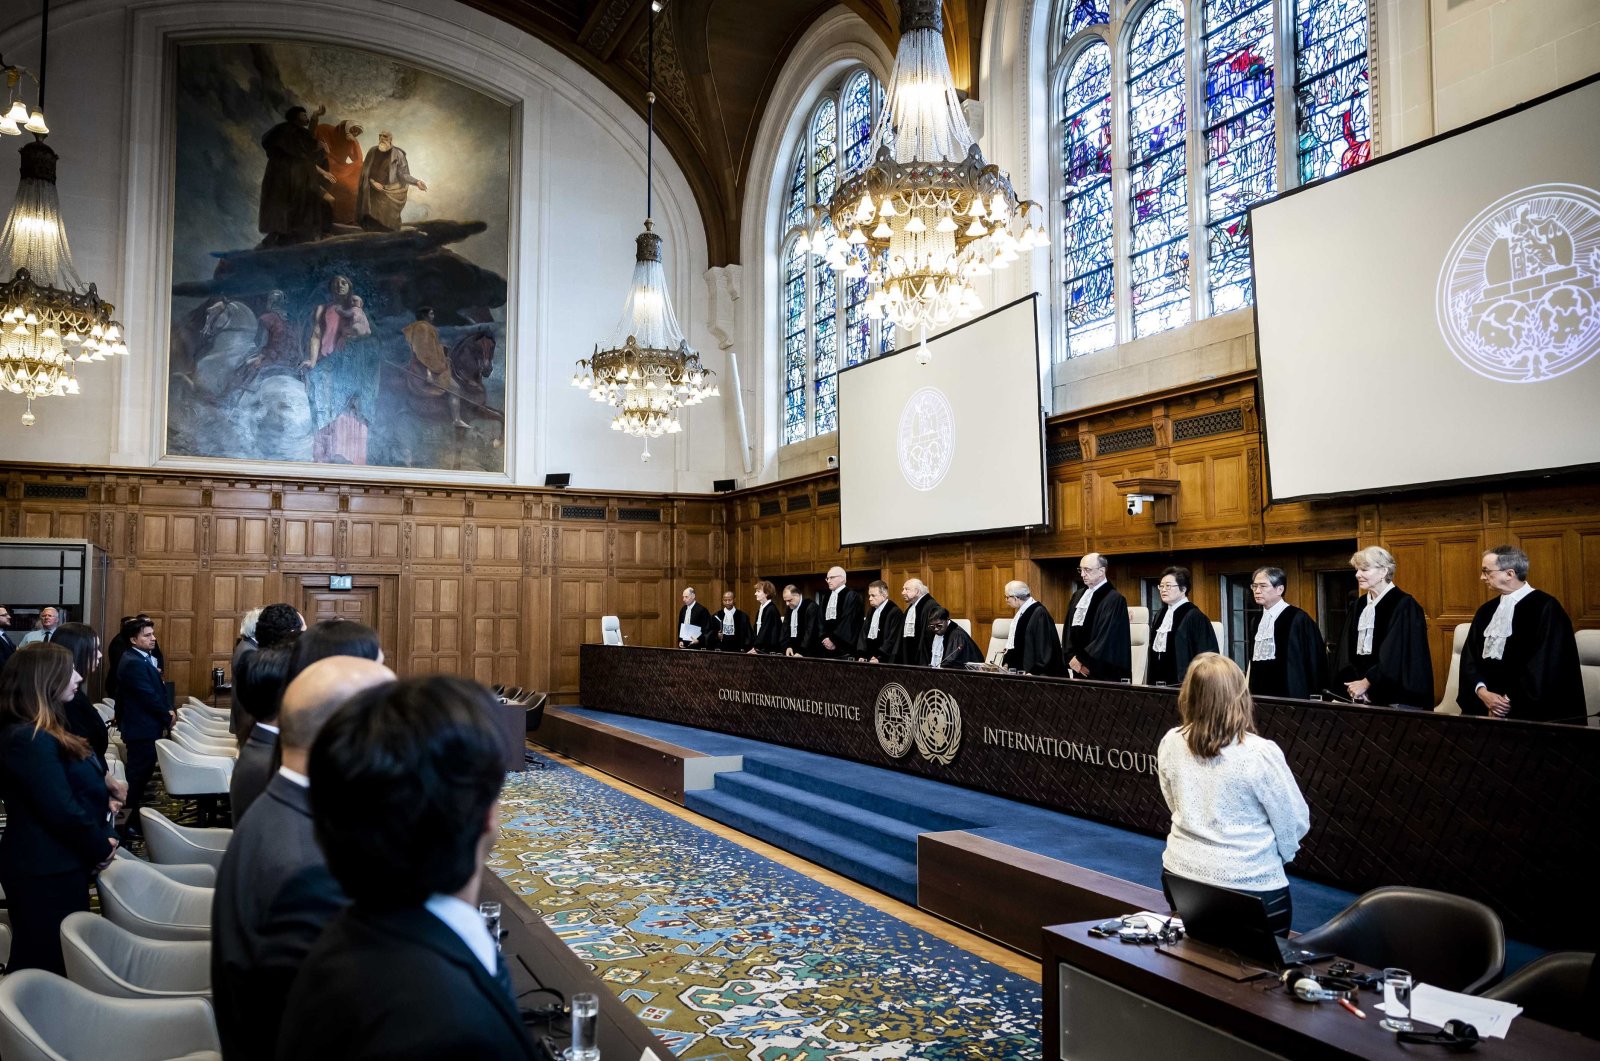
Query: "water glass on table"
565 992 600 1061
1379 967 1414 1033
478 900 502 951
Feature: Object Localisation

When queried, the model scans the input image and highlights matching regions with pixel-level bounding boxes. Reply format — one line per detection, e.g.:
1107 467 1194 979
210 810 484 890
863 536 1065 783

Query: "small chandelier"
795 0 1047 335
572 0 716 448
0 2 127 427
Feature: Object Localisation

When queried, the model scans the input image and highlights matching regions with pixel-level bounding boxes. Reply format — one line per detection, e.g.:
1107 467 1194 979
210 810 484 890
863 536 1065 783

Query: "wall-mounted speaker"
713 478 736 493
544 473 571 488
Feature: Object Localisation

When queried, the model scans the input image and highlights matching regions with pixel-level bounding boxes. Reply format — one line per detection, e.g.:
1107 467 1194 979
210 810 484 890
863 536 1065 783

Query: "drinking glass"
1379 967 1414 1032
478 901 502 952
565 992 600 1061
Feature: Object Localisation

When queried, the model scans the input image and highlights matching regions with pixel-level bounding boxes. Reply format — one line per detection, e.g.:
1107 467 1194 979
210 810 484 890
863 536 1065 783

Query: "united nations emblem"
874 683 917 759
912 688 962 765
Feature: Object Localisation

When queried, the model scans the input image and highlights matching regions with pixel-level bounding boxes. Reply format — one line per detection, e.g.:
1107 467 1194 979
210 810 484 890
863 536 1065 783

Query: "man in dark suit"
0 604 15 669
676 587 714 649
213 655 395 1061
896 579 940 666
230 645 295 823
857 580 903 663
782 584 820 657
709 590 753 652
817 566 864 660
105 613 165 698
1002 580 1066 676
278 675 537 1060
115 618 171 837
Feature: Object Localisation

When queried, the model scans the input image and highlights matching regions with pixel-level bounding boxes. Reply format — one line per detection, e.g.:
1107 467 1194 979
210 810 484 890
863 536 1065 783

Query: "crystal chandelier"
795 0 1047 335
0 3 127 427
571 0 716 447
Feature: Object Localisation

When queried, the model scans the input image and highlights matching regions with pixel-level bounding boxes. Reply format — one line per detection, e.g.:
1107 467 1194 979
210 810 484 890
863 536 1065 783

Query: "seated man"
856 580 904 664
278 676 537 1060
212 656 395 1061
1458 545 1584 722
927 607 982 668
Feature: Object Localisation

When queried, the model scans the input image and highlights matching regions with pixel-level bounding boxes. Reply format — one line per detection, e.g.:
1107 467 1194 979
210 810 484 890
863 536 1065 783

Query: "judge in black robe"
676 589 714 649
1457 547 1585 723
747 583 786 655
928 609 983 668
857 582 904 663
782 587 820 657
1334 547 1434 708
1001 582 1066 676
817 567 864 660
1247 599 1327 702
1065 554 1132 683
709 593 753 653
1147 568 1219 686
896 580 940 666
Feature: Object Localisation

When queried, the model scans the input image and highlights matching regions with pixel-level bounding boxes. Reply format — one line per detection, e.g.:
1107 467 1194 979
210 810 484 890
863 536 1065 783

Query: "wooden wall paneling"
552 576 606 695
404 571 464 676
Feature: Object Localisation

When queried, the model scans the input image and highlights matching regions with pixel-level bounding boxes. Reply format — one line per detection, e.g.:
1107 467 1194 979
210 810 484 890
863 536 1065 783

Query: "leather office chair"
95 858 213 942
1577 629 1600 727
1434 622 1471 714
1291 886 1505 994
1482 950 1595 1032
984 618 1011 665
60 911 212 1000
0 969 221 1060
139 809 231 870
601 615 624 646
1128 606 1150 686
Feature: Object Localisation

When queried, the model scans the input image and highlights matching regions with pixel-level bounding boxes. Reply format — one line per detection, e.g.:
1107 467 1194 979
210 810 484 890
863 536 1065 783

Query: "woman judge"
1158 653 1309 936
1146 566 1219 686
747 580 786 654
1333 546 1434 708
0 643 120 972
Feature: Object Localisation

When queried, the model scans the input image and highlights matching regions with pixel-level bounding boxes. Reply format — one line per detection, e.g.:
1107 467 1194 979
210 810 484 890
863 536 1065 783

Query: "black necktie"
43 630 52 642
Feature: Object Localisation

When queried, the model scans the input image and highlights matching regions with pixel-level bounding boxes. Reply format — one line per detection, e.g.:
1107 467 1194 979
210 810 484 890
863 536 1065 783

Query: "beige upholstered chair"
1211 620 1226 659
601 615 624 646
952 618 972 635
140 809 231 870
984 618 1011 665
1434 623 1471 714
60 911 212 1000
1128 606 1150 685
96 858 212 942
0 969 220 1060
111 849 216 888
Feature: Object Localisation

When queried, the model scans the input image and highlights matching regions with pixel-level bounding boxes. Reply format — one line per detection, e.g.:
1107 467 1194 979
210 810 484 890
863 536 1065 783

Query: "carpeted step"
687 785 918 905
739 756 978 831
708 770 924 863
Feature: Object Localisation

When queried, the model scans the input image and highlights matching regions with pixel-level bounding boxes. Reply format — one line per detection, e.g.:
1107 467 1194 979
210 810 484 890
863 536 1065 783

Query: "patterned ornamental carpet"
490 756 1043 1060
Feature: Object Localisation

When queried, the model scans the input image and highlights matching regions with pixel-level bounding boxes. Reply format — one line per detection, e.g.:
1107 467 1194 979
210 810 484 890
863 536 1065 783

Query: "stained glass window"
1063 0 1110 40
1204 0 1276 313
778 69 893 444
1294 0 1370 183
1127 0 1191 338
1061 42 1115 357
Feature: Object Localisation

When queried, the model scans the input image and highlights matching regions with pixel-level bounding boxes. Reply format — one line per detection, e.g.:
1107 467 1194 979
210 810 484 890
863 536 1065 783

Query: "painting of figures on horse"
165 40 512 472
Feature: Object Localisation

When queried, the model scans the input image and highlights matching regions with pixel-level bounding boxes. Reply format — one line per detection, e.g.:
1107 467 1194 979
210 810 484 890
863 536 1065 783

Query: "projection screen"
838 296 1047 546
1252 76 1600 502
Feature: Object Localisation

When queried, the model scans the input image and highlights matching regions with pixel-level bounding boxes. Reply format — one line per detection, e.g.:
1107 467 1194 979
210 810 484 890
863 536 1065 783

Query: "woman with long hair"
49 622 111 764
1157 653 1309 935
0 643 120 973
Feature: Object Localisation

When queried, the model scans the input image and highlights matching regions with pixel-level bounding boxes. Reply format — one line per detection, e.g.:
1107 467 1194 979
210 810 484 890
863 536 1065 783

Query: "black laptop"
1162 875 1331 977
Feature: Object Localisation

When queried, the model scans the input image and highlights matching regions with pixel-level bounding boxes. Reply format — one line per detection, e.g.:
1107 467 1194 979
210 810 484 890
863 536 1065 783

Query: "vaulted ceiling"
463 1 988 267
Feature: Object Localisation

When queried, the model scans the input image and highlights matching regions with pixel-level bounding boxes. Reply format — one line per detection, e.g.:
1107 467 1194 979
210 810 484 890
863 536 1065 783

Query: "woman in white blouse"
1158 653 1310 936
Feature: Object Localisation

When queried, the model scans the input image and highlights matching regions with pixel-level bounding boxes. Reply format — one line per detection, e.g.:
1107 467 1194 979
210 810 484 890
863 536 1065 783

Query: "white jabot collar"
1153 598 1186 653
1006 599 1035 649
868 599 889 638
1483 584 1535 660
1253 600 1288 661
1356 583 1393 655
1072 581 1105 626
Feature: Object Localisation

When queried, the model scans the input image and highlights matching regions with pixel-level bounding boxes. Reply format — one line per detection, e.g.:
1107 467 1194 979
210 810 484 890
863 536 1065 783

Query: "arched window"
778 68 893 445
1051 0 1370 356
1060 42 1115 357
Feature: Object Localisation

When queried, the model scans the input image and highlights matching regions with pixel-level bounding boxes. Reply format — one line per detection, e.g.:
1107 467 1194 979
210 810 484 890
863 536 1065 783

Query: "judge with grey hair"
896 579 940 666
1002 581 1065 676
1333 546 1432 707
1457 545 1584 722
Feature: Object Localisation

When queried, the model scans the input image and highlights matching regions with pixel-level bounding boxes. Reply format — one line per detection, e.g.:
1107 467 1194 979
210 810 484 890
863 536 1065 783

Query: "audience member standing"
1146 567 1220 686
104 612 165 699
1458 545 1585 722
233 606 264 684
1001 581 1065 676
817 567 864 660
234 603 306 738
50 623 113 767
115 617 171 838
231 645 296 823
857 580 904 664
1158 654 1309 936
0 644 119 973
747 581 785 654
278 676 537 1060
213 656 395 1061
1065 554 1132 682
1333 546 1433 708
0 603 16 669
1246 568 1327 701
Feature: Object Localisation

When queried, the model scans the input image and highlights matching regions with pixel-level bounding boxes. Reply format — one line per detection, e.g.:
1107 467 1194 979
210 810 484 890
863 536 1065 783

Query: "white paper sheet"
1377 984 1522 1039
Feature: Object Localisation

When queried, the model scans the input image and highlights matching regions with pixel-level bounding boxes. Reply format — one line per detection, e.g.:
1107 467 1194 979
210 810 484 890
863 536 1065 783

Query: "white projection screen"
838 296 1047 546
1252 76 1600 502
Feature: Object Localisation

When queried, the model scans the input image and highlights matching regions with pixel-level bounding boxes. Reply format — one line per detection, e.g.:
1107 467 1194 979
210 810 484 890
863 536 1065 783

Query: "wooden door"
302 587 385 659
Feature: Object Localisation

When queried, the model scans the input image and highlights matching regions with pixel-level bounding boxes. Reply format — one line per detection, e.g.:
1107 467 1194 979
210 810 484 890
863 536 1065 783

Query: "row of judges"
672 544 1587 723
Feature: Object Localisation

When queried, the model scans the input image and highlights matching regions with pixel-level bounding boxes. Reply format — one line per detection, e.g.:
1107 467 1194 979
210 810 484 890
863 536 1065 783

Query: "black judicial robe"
1456 590 1585 723
1247 605 1327 701
932 624 983 668
857 601 905 662
1004 602 1066 676
1334 587 1433 708
896 594 941 666
1146 602 1219 686
677 602 714 648
710 608 753 653
750 602 785 654
817 587 864 658
785 599 821 656
1065 582 1132 683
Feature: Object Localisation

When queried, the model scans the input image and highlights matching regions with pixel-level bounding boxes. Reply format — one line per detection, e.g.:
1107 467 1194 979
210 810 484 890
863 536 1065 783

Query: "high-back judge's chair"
1434 623 1471 714
1577 629 1600 727
985 618 1011 665
601 615 624 646
1128 607 1150 685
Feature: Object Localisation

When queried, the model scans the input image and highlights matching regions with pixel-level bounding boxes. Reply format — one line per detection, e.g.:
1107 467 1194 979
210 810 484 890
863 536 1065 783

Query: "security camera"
826 455 839 469
1126 493 1154 516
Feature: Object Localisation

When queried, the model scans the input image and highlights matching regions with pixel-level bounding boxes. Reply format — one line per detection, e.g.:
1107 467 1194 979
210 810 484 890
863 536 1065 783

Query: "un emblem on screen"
874 683 917 758
896 387 955 492
1437 183 1600 383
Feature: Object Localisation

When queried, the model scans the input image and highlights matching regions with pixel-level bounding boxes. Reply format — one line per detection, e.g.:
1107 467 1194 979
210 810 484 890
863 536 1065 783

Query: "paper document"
679 623 702 641
1377 984 1522 1039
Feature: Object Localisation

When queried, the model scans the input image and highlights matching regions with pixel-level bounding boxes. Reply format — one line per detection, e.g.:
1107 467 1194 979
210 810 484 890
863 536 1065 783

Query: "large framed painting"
166 41 513 472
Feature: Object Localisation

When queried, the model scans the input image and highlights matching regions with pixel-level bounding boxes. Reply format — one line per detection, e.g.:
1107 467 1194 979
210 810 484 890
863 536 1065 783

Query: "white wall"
0 0 731 492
